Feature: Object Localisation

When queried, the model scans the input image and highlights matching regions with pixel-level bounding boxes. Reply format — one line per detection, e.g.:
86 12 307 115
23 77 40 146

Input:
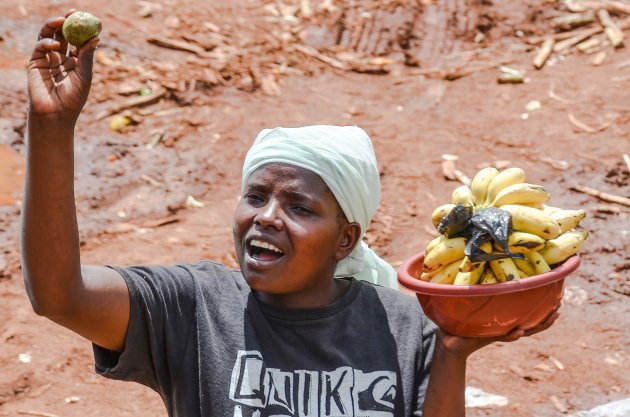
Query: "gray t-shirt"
94 261 437 417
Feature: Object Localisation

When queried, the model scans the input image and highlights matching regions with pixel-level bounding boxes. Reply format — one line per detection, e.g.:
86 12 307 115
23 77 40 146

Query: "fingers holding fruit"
28 11 101 117
62 11 102 47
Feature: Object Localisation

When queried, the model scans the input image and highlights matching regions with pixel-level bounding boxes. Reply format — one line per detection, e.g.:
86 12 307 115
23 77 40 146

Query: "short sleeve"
93 264 197 393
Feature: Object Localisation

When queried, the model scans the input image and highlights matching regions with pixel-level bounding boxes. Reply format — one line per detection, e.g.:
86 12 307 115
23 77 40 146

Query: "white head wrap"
241 125 398 289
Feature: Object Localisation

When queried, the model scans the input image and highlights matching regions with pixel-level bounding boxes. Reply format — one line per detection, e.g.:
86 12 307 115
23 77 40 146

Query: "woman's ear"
335 222 361 260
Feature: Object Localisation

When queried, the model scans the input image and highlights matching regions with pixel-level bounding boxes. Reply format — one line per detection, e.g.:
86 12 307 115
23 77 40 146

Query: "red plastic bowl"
398 252 581 337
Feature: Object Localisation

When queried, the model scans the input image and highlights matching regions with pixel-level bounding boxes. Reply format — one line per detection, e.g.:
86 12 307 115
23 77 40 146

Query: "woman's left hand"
436 308 560 359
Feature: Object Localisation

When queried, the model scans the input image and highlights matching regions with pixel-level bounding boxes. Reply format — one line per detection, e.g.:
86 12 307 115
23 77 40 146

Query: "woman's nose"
254 200 283 229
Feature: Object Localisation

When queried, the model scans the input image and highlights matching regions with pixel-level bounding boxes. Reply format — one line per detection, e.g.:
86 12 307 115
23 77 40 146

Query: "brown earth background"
0 0 629 416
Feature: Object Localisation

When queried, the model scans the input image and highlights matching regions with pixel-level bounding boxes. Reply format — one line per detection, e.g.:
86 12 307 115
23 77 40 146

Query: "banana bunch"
422 167 588 285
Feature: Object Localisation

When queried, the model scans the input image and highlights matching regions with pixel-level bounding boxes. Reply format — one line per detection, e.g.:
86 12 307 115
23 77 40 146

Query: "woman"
21 11 558 417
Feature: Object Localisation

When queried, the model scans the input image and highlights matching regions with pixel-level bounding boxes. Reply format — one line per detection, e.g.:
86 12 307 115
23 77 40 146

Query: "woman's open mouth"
248 239 285 262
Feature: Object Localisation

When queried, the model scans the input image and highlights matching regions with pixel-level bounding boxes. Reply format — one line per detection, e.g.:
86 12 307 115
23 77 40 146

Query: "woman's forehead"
247 163 327 190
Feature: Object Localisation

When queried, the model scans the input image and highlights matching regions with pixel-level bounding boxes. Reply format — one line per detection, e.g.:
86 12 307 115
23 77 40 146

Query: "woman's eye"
244 193 264 203
293 205 313 214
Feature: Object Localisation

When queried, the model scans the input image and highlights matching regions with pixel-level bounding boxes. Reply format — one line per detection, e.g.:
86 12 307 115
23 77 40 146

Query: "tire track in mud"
318 0 492 67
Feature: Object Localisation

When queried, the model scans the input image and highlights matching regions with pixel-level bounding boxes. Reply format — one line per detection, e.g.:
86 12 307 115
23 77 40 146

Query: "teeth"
251 239 283 254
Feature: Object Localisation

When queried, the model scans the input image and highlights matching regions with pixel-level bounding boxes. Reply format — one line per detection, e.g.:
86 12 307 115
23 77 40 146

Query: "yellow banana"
431 204 455 228
550 209 586 234
542 205 563 216
489 257 521 282
517 269 530 279
480 268 499 284
458 256 482 273
454 261 486 285
420 259 461 284
484 167 526 206
524 250 551 275
451 184 475 208
425 235 446 254
539 230 588 265
521 203 546 210
513 257 536 276
500 204 562 240
470 167 499 208
490 183 550 207
423 237 467 272
507 231 545 253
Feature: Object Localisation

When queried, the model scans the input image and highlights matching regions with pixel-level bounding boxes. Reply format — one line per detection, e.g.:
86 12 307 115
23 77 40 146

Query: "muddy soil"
0 1 629 416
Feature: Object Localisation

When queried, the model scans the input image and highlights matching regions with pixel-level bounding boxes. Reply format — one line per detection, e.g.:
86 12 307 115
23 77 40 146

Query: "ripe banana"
470 167 499 208
454 261 486 285
431 204 455 228
452 184 475 208
490 183 550 207
425 235 446 254
542 205 563 216
423 237 467 272
550 209 586 234
484 167 526 206
421 259 461 284
513 257 536 276
524 250 551 275
489 257 521 282
539 230 588 265
500 204 562 240
507 231 546 253
480 268 499 284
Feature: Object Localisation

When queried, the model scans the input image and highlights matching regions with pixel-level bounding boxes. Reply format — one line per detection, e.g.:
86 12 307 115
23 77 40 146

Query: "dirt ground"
0 0 629 416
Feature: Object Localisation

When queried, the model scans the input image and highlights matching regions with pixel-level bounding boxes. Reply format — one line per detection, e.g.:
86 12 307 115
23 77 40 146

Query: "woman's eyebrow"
245 183 317 201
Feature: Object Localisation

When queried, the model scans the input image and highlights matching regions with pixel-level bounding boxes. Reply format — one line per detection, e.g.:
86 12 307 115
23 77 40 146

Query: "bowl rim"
398 252 580 296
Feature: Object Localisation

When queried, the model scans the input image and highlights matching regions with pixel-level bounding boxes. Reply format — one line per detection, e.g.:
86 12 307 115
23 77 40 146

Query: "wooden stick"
17 411 61 417
147 36 206 55
597 9 625 47
552 11 595 31
570 184 630 207
533 38 555 69
554 26 604 52
97 87 168 120
292 44 347 70
595 204 630 214
526 30 589 45
564 0 630 15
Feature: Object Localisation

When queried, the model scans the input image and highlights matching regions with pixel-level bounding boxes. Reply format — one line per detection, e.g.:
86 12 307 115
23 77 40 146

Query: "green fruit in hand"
62 11 102 46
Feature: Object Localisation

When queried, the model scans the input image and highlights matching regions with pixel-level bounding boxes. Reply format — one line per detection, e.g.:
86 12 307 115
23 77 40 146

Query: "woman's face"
232 163 359 308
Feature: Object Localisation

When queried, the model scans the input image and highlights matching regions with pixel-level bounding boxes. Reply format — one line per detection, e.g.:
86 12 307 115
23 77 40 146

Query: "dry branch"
292 44 347 70
554 26 604 52
564 0 630 15
17 411 61 417
552 11 595 31
97 87 168 120
533 38 555 69
570 184 630 207
147 36 206 55
597 9 625 46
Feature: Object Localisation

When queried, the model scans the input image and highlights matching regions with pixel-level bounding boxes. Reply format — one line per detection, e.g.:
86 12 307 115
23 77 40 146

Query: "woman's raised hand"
27 10 99 121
